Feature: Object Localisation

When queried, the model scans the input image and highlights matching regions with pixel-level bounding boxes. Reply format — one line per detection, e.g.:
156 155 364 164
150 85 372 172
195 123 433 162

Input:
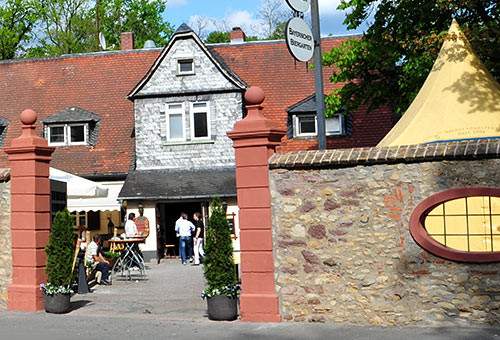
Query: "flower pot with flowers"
202 197 240 321
41 209 75 314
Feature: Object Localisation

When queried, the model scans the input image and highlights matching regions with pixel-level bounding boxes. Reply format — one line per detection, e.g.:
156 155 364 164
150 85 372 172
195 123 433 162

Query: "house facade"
0 26 394 263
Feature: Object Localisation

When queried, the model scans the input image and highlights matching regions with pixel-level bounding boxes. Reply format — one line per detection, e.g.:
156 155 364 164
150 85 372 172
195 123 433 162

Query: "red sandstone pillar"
227 87 285 322
4 109 55 311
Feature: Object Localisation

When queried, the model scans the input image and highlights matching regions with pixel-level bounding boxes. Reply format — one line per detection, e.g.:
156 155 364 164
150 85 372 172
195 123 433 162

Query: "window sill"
163 139 215 146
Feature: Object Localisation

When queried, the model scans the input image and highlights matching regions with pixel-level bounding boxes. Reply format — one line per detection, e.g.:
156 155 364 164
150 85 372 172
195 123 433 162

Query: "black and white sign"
285 17 314 62
285 0 310 13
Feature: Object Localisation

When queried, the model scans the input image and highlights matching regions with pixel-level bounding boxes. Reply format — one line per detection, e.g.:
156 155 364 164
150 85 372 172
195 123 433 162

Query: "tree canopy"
0 0 43 59
323 0 500 117
1 0 174 59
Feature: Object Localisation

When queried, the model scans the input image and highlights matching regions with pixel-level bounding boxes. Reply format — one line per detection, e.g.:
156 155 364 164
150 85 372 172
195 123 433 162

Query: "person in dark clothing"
192 212 205 265
86 234 111 285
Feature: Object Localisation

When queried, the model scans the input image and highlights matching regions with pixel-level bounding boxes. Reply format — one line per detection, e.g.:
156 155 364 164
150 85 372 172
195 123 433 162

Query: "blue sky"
164 0 368 38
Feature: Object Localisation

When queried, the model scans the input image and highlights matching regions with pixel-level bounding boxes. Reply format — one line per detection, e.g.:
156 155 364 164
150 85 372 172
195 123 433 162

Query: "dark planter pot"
44 293 71 314
207 295 238 321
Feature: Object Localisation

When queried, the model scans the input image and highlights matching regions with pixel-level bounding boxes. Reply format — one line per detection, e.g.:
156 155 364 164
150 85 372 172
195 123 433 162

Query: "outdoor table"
109 238 146 281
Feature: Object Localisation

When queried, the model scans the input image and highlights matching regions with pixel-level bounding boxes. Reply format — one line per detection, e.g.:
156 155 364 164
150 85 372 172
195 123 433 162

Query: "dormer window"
177 58 194 75
42 107 101 147
292 114 345 137
286 94 352 140
47 123 88 146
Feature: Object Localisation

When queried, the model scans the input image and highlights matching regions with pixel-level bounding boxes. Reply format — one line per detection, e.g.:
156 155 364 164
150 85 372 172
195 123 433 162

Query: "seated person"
86 234 111 285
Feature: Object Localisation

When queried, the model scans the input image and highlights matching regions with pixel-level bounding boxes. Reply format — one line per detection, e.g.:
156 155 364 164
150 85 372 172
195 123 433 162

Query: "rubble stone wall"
0 177 11 310
269 141 500 326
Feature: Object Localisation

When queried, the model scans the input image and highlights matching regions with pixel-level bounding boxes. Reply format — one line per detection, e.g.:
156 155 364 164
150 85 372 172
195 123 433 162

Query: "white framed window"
190 102 210 140
326 115 344 136
293 115 317 137
293 114 344 137
166 103 185 141
47 123 88 146
177 58 194 75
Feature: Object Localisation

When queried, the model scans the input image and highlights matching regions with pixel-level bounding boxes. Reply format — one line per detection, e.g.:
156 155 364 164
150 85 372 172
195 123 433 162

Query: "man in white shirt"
175 212 195 265
86 234 111 285
125 212 138 237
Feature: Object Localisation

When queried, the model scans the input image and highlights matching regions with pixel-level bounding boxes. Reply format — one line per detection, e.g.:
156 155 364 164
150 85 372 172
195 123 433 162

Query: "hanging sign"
285 17 314 62
285 0 310 13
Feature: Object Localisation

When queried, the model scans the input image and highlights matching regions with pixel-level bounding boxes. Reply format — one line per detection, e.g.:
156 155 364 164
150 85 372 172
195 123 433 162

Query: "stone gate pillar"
4 109 55 311
227 87 285 322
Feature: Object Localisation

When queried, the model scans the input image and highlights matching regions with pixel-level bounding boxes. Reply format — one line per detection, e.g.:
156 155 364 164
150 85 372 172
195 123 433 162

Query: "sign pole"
310 0 326 150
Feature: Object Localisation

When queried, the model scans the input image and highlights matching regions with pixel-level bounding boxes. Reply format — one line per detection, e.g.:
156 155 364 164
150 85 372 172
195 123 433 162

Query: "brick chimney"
121 32 134 50
230 27 246 44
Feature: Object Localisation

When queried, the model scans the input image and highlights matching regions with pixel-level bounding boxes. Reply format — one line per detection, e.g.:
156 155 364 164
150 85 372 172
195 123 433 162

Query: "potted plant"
202 196 240 321
103 251 120 268
41 209 75 313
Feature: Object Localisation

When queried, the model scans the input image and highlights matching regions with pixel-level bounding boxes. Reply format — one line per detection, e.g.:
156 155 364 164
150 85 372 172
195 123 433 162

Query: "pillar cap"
245 86 265 105
20 109 37 125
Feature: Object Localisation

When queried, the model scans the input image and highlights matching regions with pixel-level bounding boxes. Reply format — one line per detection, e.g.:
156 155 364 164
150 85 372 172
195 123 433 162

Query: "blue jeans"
179 236 192 263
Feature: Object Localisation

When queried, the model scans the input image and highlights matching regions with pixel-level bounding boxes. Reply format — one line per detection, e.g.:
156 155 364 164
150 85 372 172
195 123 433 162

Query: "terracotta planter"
207 295 238 321
44 293 71 314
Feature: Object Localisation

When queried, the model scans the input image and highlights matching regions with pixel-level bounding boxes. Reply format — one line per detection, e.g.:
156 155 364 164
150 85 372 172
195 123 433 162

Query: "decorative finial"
245 86 265 105
20 109 37 125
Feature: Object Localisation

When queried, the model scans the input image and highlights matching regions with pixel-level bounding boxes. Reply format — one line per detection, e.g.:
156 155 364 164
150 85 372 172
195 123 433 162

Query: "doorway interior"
156 201 207 262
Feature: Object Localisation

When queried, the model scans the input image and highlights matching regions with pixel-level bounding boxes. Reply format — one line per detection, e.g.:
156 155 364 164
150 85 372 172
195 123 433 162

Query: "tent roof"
377 19 500 147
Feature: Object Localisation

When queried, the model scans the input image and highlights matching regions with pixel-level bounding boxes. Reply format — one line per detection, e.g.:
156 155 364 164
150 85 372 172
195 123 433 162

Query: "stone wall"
134 91 242 170
269 140 500 326
0 169 11 310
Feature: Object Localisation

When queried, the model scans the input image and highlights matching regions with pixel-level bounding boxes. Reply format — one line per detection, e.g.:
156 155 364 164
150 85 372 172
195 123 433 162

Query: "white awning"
49 167 108 198
67 182 123 212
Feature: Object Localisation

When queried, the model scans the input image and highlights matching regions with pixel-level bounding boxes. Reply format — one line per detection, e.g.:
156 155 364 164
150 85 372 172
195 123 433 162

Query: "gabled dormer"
42 107 101 147
127 24 247 99
128 24 248 171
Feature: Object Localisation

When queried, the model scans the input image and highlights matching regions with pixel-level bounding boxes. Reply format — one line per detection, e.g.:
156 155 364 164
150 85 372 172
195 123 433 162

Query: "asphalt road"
1 311 500 340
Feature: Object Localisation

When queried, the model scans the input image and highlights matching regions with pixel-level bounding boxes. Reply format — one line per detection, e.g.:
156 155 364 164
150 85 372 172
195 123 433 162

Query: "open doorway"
156 201 207 262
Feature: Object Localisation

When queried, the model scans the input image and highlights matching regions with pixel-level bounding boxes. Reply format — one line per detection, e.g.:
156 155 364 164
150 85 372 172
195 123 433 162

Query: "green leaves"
203 196 237 294
45 209 75 288
324 0 499 116
1 0 174 59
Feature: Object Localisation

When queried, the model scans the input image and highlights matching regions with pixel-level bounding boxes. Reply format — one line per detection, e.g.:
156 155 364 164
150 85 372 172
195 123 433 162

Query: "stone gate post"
4 109 55 311
227 87 285 322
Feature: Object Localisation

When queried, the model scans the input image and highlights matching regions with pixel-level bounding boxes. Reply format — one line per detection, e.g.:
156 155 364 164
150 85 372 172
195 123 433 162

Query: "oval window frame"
410 187 500 263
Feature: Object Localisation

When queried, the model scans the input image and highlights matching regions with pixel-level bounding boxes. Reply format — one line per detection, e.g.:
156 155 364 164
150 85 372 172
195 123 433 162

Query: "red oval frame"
409 187 500 263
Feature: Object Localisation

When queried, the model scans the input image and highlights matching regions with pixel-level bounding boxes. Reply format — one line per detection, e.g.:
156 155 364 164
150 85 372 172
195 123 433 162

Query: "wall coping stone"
269 139 500 169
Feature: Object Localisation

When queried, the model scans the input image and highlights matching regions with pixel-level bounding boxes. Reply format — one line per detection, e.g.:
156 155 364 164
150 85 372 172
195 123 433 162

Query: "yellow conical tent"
377 19 500 147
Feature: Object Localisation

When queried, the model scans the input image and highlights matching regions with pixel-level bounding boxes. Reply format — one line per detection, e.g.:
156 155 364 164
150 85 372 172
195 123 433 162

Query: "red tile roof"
213 37 393 152
0 36 394 176
0 51 159 177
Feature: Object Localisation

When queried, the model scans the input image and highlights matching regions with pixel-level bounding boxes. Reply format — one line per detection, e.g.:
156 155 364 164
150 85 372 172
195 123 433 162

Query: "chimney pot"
121 32 134 50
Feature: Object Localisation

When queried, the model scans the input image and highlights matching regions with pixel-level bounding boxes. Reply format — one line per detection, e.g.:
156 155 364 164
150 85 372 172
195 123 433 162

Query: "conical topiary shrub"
203 196 238 298
43 209 75 294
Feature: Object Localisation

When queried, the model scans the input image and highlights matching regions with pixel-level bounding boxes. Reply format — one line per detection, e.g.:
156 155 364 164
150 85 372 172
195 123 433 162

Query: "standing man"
175 212 195 265
192 212 205 266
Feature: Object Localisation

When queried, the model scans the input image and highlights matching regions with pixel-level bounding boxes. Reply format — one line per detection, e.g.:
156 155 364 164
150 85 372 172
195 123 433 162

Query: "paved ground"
69 258 208 321
2 259 500 339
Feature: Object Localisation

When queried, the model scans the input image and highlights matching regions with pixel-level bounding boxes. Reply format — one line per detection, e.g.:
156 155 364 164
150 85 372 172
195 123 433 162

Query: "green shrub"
203 196 238 297
45 209 75 289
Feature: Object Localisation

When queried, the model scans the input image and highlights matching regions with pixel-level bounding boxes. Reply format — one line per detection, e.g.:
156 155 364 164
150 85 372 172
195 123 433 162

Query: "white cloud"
225 10 260 34
188 10 262 38
166 0 188 8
